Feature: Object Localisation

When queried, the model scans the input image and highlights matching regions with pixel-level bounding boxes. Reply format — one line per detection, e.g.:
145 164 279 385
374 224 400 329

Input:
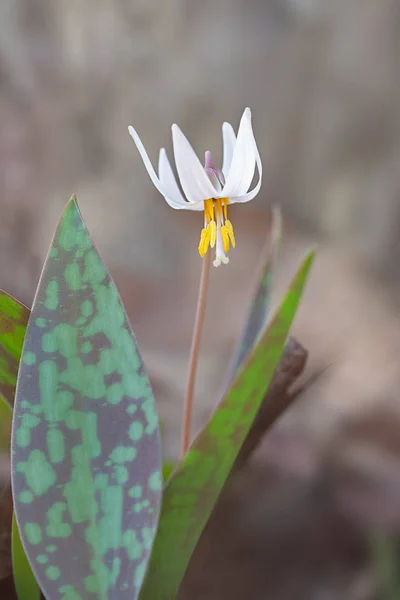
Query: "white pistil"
213 209 229 267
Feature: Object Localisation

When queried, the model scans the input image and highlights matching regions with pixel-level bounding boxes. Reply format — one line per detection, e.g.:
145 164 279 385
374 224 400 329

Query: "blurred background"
2 0 400 598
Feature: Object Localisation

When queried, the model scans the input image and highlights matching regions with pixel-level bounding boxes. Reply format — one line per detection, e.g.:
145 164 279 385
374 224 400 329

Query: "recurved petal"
222 122 236 178
221 108 257 199
128 126 182 208
228 131 262 204
172 124 217 204
158 148 193 209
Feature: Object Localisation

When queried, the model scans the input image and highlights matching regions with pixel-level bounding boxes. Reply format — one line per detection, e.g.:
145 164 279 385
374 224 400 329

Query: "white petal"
128 125 186 209
172 124 217 204
222 122 236 178
221 108 257 199
229 135 262 204
186 201 205 211
158 148 193 209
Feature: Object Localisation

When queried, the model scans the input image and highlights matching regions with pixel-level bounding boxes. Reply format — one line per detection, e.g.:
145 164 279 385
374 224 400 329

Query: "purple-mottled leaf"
0 291 29 407
139 250 315 600
11 197 162 600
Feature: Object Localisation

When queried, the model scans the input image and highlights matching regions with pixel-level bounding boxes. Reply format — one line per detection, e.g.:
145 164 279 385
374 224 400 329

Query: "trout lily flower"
128 107 262 267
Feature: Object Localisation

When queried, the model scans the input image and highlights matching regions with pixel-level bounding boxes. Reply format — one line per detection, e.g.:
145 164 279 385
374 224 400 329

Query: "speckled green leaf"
140 250 315 600
11 197 162 600
230 206 282 380
0 291 29 407
12 514 41 600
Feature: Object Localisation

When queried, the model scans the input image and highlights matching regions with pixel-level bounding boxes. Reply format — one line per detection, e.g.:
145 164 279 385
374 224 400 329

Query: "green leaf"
162 461 176 483
0 393 12 498
0 392 12 453
12 197 162 600
229 205 282 380
0 291 29 406
12 514 41 600
140 249 315 600
370 530 400 600
0 292 29 494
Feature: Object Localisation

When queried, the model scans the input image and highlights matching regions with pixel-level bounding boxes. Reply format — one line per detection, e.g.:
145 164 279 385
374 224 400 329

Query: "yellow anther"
225 219 236 248
204 199 214 223
200 198 234 261
208 220 217 248
221 225 230 253
198 227 211 257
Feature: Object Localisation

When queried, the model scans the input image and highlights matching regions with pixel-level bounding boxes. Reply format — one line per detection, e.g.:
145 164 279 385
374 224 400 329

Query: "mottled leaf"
140 250 315 600
12 197 162 600
229 205 282 381
0 291 29 406
12 514 41 600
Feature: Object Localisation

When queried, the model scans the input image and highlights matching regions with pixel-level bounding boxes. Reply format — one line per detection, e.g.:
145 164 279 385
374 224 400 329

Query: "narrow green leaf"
12 514 41 600
162 461 176 483
229 206 282 380
0 392 12 452
370 530 400 600
12 197 162 600
140 249 315 600
0 291 29 406
0 393 12 497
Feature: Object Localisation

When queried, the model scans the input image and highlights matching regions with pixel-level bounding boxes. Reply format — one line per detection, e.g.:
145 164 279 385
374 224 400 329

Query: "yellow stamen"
221 225 230 253
225 219 236 248
198 227 211 257
201 198 234 261
204 199 214 223
208 221 217 248
221 198 229 220
215 198 223 221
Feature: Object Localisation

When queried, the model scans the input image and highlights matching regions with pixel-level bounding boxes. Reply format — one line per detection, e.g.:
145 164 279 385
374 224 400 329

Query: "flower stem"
181 250 212 457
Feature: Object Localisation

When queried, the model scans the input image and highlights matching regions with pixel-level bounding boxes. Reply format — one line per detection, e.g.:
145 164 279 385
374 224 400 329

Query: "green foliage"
0 193 314 600
0 392 12 453
11 197 162 600
0 394 12 498
0 291 29 406
229 205 282 379
12 514 41 600
0 292 29 472
162 461 176 483
370 530 400 600
139 250 315 600
0 293 28 495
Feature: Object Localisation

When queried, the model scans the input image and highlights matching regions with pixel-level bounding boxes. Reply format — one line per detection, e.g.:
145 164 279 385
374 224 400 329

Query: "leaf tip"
59 195 83 226
304 246 317 266
295 248 316 289
65 194 80 214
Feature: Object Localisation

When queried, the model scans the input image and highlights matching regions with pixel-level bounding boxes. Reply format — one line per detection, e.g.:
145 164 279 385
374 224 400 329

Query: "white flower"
128 107 262 267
